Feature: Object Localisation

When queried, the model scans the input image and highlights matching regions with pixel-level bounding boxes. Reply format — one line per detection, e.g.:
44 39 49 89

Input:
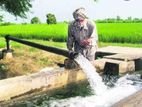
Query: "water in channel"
4 54 142 107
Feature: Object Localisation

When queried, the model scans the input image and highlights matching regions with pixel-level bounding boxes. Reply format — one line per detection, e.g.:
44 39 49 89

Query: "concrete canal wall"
0 68 86 102
113 89 142 107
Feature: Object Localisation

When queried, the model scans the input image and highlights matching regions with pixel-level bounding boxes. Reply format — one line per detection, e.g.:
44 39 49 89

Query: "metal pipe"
5 35 10 51
5 35 78 59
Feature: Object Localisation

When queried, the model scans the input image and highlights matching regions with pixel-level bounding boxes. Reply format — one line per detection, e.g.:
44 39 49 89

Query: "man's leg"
86 46 97 61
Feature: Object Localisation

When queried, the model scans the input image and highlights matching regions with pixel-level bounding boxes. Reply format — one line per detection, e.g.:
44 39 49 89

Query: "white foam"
75 54 107 95
48 74 142 107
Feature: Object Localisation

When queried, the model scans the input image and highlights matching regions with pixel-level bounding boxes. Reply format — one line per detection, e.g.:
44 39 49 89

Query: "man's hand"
80 38 92 46
68 50 78 59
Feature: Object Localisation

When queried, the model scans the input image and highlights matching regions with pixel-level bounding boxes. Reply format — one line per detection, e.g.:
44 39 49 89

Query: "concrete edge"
0 67 86 102
112 89 142 107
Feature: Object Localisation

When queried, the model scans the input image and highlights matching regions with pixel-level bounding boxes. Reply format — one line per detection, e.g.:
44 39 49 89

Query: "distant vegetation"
46 13 57 24
31 17 41 24
96 16 142 23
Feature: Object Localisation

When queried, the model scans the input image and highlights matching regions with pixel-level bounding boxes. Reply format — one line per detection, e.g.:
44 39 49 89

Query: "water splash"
46 55 142 107
47 74 142 107
75 54 107 95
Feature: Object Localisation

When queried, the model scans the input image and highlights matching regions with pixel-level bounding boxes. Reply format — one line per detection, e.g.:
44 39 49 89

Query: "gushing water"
48 74 142 107
75 54 107 95
46 54 142 107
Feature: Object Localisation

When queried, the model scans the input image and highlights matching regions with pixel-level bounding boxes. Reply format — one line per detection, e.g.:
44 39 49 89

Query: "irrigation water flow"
5 54 142 107
45 54 142 107
75 54 107 95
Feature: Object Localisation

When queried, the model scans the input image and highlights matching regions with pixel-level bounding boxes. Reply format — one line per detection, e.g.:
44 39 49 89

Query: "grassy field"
0 23 142 43
1 37 142 49
0 23 68 41
97 23 142 43
0 37 66 49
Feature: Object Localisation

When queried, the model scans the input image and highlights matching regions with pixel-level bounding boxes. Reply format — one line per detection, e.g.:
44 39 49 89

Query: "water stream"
45 54 142 107
3 54 142 107
75 54 107 95
46 74 142 107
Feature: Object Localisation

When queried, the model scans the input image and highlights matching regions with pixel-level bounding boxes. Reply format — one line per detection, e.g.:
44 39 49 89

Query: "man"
67 7 98 61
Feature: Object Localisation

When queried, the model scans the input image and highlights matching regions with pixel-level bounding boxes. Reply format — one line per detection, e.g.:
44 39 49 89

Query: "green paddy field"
0 23 142 44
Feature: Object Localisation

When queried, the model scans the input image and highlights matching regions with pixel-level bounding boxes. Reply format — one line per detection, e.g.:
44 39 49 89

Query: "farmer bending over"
67 7 98 61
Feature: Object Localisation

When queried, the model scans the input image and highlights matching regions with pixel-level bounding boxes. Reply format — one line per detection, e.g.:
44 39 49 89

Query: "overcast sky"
3 0 142 23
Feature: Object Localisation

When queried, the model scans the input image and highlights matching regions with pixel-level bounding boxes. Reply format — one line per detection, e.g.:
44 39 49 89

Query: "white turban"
73 7 87 20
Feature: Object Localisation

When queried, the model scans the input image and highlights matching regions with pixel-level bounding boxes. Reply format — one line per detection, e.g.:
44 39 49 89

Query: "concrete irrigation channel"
0 46 142 106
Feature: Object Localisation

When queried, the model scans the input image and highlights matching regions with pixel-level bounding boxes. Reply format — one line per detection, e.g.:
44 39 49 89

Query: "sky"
2 0 142 23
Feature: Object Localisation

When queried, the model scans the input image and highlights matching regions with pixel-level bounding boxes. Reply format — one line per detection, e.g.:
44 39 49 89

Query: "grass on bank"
1 37 142 49
0 37 142 79
0 37 67 78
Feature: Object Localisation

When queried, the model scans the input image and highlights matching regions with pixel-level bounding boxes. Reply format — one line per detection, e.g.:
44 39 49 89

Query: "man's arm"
67 24 74 51
89 21 98 46
79 21 98 46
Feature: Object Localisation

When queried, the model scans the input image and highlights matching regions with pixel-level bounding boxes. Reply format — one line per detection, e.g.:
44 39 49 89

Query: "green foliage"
0 22 15 26
96 17 142 23
46 13 57 24
116 16 121 21
0 0 32 18
31 17 41 24
127 17 132 21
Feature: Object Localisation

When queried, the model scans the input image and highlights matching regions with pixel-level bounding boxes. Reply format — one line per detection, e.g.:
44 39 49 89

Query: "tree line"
1 14 142 25
31 14 57 24
0 13 57 25
31 15 142 24
96 16 142 23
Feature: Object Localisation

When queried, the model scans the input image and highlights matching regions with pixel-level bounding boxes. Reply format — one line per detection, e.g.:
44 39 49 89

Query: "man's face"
76 17 85 25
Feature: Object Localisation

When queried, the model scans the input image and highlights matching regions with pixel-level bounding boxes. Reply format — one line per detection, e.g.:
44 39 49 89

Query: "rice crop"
0 23 68 42
97 23 142 43
0 23 142 43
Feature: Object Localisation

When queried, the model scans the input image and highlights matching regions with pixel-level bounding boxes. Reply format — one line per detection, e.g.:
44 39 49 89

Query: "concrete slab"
94 58 135 74
97 46 142 57
95 58 123 72
104 54 142 61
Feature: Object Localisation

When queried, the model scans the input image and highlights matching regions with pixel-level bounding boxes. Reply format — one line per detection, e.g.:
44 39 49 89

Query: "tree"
46 13 57 24
133 18 140 23
0 0 32 18
127 16 132 21
31 17 41 24
116 16 121 21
